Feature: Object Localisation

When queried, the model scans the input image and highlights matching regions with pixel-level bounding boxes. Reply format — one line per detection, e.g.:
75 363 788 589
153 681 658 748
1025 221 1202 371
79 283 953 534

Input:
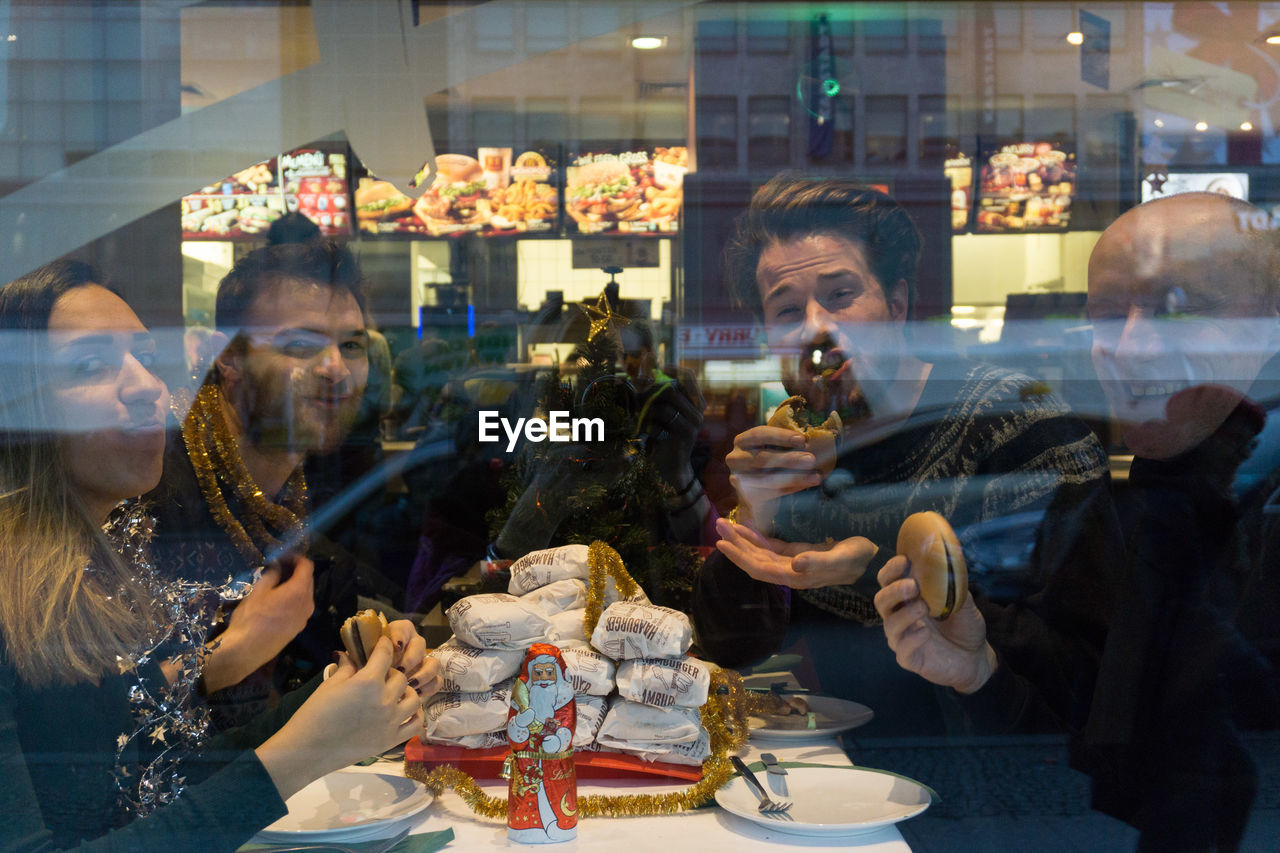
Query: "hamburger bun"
896 511 968 620
432 153 483 186
767 395 842 476
339 609 390 667
569 159 630 189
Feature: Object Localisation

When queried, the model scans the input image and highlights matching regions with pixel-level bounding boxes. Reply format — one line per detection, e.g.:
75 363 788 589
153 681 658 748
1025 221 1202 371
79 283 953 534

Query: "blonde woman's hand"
384 619 441 698
255 636 423 800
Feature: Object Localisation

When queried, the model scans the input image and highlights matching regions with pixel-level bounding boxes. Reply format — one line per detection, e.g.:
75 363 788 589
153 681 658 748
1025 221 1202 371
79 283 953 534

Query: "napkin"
239 827 454 853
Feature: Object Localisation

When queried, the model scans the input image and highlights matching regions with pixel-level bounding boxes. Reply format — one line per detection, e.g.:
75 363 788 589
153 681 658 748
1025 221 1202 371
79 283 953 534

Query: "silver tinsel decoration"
100 501 240 819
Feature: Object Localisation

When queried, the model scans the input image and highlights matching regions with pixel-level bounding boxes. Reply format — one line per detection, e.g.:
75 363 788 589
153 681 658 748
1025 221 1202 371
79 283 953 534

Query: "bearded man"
505 643 578 843
148 239 373 726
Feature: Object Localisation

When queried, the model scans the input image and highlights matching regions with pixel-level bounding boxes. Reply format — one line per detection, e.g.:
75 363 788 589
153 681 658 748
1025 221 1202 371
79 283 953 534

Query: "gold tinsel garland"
582 541 640 637
180 384 308 566
405 541 750 819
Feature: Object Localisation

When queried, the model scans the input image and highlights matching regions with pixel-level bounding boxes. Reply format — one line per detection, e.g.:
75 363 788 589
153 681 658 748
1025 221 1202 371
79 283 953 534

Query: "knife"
759 752 789 796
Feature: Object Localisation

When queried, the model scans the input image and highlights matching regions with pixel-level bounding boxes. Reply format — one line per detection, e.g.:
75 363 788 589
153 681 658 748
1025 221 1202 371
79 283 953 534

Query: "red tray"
405 738 703 782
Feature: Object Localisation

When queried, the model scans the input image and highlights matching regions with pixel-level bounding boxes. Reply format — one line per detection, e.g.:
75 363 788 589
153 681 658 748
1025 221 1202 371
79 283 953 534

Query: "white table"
350 737 913 851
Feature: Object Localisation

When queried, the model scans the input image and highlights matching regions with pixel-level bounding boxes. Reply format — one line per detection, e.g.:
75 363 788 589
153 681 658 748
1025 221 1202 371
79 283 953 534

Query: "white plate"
748 694 874 740
256 770 432 840
716 765 931 837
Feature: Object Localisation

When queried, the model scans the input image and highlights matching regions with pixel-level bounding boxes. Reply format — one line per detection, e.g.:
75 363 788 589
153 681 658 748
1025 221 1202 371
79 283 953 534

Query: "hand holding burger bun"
873 512 996 695
895 512 968 620
340 609 391 668
766 395 842 477
337 610 442 697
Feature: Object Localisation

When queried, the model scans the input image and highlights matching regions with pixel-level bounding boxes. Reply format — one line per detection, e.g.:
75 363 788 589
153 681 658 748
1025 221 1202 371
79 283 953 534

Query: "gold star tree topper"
580 290 629 341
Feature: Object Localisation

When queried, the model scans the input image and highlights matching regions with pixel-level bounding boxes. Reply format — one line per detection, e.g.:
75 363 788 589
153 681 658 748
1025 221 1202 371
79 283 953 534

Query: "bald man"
878 193 1280 849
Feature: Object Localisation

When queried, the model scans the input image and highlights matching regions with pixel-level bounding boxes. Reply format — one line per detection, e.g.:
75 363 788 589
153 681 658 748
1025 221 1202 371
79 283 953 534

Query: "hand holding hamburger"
873 512 997 695
337 609 442 697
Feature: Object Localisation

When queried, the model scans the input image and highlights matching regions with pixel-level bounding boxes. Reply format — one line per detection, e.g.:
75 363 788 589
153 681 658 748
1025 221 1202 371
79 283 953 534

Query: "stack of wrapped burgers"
422 544 712 766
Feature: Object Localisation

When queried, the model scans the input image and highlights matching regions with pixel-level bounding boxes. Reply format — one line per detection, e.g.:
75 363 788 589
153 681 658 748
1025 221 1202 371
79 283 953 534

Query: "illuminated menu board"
280 148 351 236
565 145 687 235
355 148 559 237
181 157 284 240
975 140 1076 233
181 145 352 240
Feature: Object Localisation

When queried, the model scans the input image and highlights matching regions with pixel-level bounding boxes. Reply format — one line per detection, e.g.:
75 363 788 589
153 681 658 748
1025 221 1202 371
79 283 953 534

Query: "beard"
242 364 362 453
528 679 560 721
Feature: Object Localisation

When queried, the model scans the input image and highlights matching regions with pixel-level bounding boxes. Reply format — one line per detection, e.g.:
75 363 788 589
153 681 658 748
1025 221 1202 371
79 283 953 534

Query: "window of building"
863 11 908 53
747 95 791 167
866 95 908 165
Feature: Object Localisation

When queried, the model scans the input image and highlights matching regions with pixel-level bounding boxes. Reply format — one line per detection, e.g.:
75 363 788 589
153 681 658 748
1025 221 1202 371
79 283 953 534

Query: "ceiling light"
5 34 15 42
1195 121 1209 132
1066 31 1084 46
631 36 666 50
1267 34 1280 45
1154 118 1165 128
1241 121 1254 131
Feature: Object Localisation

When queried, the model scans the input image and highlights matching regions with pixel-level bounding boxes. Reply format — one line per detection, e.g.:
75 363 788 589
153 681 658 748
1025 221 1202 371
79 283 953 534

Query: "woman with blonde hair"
0 260 438 851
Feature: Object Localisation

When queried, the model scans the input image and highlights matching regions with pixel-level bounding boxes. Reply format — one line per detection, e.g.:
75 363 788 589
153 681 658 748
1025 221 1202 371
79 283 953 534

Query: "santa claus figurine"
504 643 578 843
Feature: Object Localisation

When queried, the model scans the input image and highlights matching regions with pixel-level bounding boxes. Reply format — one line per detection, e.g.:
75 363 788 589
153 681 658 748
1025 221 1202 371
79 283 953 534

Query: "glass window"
866 94 907 165
863 11 908 53
3 7 1278 852
695 18 737 53
747 95 791 167
746 19 789 54
697 95 738 170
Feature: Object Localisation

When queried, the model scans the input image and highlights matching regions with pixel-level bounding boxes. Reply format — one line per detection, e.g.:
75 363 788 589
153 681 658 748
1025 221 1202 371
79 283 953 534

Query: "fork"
729 755 792 814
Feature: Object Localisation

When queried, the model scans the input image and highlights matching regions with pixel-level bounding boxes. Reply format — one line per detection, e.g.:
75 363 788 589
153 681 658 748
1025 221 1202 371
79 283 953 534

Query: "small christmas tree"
487 289 698 609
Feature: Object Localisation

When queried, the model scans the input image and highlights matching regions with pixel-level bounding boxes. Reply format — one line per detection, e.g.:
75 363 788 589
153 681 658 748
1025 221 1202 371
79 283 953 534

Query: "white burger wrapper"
508 545 591 594
601 727 711 766
521 578 588 614
507 544 650 604
544 608 590 645
590 601 692 660
420 730 507 750
430 637 523 692
423 678 513 739
597 698 701 745
560 646 617 696
615 656 711 709
573 694 608 749
445 593 551 650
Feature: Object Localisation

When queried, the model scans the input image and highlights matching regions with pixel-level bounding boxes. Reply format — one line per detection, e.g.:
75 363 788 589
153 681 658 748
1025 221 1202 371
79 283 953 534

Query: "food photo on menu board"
181 158 285 240
975 140 1076 233
565 145 687 234
280 146 352 236
355 148 559 237
944 147 974 233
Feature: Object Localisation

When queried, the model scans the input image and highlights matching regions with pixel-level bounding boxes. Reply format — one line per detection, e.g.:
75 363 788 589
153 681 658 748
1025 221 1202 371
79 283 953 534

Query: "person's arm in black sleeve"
691 549 790 667
1 669 286 853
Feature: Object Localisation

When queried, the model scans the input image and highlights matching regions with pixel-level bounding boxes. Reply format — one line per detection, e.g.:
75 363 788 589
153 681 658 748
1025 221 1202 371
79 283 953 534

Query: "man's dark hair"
723 175 923 320
267 211 322 246
215 239 365 342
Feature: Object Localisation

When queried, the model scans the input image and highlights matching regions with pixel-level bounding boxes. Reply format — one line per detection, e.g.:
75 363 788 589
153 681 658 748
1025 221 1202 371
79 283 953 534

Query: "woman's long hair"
0 260 156 687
